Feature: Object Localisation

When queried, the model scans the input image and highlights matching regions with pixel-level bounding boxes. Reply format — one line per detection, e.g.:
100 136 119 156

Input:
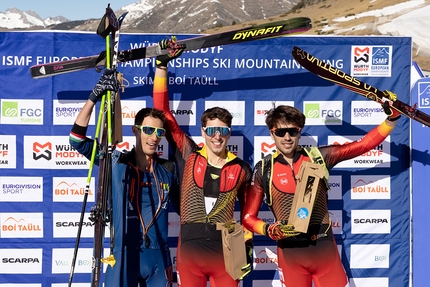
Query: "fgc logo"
1 100 43 125
303 101 342 125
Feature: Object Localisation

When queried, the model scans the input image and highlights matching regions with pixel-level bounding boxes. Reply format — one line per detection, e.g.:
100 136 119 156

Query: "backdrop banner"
0 31 412 287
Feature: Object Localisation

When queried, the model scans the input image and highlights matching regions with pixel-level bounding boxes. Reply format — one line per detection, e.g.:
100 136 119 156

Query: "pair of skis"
68 5 126 287
291 46 430 127
30 17 312 78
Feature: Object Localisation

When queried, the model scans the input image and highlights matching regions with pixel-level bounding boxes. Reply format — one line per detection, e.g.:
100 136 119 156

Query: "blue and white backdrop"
0 31 419 287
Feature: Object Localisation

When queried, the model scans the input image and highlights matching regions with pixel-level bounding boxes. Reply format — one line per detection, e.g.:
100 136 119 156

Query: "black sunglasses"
135 125 166 138
270 127 302 137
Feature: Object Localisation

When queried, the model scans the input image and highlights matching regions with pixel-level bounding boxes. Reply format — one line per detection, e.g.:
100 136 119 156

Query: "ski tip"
118 12 128 27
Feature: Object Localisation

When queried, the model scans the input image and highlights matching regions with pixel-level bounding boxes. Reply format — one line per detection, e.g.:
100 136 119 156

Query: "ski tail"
291 46 430 127
30 17 312 79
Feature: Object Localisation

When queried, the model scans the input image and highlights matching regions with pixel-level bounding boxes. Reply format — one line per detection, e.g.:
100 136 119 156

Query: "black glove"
155 36 184 68
382 90 401 121
88 69 119 103
239 240 253 280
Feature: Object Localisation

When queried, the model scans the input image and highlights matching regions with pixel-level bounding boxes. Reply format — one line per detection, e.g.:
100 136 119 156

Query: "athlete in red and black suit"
152 39 253 287
242 104 400 287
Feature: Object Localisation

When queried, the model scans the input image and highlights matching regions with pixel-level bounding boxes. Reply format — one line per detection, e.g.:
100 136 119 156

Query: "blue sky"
0 1 137 20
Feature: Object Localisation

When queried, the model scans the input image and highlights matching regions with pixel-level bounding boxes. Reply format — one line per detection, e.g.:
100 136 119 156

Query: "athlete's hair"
200 107 233 127
265 105 306 129
134 107 166 125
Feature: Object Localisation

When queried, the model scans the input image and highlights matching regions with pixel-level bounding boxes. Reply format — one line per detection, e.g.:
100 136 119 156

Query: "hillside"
203 0 430 71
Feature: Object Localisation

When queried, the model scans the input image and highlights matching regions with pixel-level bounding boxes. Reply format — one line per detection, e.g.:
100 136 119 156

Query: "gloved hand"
265 221 300 241
89 69 119 103
155 36 184 68
239 240 253 280
382 90 401 121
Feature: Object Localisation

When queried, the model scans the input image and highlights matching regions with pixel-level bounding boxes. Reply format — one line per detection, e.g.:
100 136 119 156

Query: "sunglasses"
203 126 231 137
271 127 302 137
135 125 166 138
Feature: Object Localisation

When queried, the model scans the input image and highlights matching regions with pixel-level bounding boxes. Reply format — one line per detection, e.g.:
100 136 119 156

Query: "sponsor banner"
116 136 170 159
252 280 281 287
350 277 389 287
1 213 43 238
0 135 16 169
0 33 411 286
417 79 430 109
328 175 342 200
329 210 343 234
170 100 197 126
254 101 294 126
168 212 180 238
350 101 386 125
252 135 318 166
0 99 43 125
302 101 343 125
205 101 245 126
350 175 391 200
53 100 95 125
350 45 392 77
53 213 96 238
351 209 391 234
120 100 147 126
350 244 390 269
0 176 43 202
51 284 89 287
52 177 95 202
253 245 278 270
23 136 90 169
51 248 108 274
0 248 43 274
191 136 243 159
328 136 390 168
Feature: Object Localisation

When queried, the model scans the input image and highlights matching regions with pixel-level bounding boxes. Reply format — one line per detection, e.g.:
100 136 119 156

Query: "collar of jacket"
196 145 237 163
117 148 160 167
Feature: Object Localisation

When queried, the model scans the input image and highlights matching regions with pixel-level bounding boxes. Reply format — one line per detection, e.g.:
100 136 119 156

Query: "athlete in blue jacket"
69 71 179 287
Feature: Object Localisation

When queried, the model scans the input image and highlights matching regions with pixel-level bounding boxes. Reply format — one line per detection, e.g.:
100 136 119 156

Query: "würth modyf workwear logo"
33 142 52 160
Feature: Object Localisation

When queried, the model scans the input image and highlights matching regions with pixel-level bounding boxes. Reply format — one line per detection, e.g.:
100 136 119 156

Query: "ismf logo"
33 142 52 161
370 46 392 77
417 80 430 109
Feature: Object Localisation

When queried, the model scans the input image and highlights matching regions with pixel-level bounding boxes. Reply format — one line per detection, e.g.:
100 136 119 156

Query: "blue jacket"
69 129 179 251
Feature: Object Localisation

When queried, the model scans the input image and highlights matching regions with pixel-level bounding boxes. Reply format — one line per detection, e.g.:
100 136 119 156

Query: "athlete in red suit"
153 39 253 287
242 103 400 287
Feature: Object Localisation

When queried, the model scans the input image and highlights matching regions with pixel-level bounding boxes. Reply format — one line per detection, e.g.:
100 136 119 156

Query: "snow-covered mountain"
0 8 67 29
0 0 300 32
